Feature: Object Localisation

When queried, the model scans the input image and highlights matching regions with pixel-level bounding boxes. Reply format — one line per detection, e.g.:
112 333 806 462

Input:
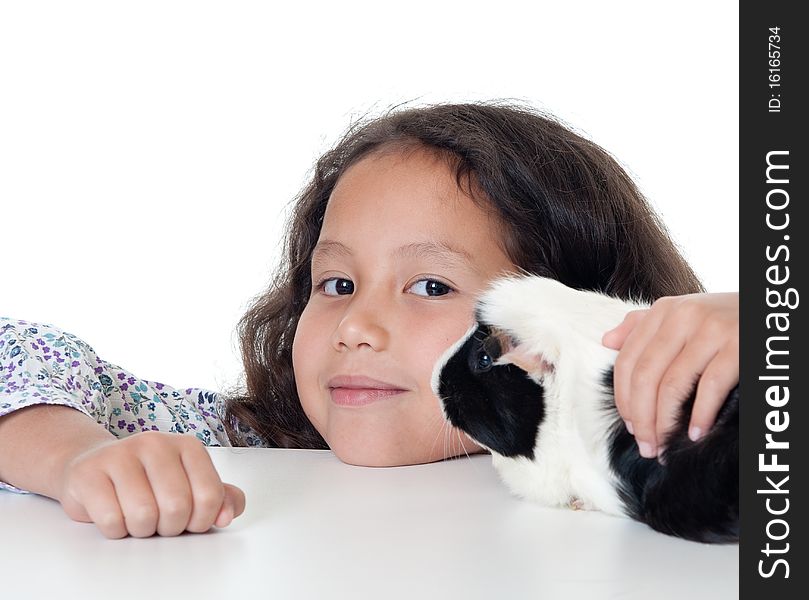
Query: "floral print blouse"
0 317 265 494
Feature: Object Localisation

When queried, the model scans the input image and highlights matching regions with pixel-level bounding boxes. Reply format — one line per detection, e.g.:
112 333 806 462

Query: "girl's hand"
602 292 739 460
56 431 246 539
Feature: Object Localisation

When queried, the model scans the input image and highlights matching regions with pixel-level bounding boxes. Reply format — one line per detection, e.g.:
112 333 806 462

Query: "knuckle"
659 375 690 401
128 503 159 526
143 429 171 445
65 467 106 498
178 434 204 452
128 430 165 452
679 300 706 322
698 370 723 393
650 296 677 313
161 496 193 519
630 361 656 389
194 489 225 513
625 309 646 322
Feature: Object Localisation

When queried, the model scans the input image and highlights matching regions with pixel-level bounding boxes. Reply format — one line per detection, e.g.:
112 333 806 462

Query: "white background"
0 1 739 392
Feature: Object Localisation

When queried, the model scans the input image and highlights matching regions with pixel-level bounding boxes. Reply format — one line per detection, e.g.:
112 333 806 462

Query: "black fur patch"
438 324 545 459
600 368 739 543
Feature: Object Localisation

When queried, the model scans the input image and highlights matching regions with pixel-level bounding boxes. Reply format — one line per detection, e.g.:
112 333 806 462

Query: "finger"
179 441 226 533
690 344 739 441
611 308 667 428
623 312 689 457
654 340 717 451
73 472 128 539
602 309 649 350
107 458 160 538
141 448 195 537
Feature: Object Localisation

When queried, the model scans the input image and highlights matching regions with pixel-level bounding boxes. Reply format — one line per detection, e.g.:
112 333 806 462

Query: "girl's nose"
331 298 391 352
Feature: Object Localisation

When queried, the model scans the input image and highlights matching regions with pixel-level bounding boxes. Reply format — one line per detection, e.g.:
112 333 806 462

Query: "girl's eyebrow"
311 239 476 271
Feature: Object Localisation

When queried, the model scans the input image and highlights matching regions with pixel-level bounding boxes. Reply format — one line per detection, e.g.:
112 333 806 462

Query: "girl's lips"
327 374 405 390
329 387 407 407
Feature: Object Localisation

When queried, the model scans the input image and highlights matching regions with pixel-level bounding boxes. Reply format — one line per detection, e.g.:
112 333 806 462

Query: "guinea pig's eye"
474 351 493 372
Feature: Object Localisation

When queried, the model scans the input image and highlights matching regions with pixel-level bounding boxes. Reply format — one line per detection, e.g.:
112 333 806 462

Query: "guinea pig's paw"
568 497 594 511
568 498 587 510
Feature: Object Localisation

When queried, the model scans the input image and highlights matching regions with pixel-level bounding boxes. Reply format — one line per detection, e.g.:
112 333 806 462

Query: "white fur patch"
475 276 648 516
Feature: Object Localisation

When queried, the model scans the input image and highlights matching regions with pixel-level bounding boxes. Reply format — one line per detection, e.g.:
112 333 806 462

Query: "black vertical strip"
740 2 806 598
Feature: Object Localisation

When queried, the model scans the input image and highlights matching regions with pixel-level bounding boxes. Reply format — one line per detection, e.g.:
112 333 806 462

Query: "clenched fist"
56 431 246 539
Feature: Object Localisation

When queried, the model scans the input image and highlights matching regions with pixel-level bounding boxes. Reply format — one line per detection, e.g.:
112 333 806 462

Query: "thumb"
214 483 246 528
223 483 246 518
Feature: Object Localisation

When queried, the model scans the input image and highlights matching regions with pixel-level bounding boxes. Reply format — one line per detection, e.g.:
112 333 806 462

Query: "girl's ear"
496 343 555 378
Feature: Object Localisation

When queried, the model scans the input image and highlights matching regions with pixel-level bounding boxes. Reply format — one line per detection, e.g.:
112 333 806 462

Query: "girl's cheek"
419 319 476 380
291 313 314 375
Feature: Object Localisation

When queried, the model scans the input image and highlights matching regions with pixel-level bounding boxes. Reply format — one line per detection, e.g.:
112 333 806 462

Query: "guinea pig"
432 275 738 543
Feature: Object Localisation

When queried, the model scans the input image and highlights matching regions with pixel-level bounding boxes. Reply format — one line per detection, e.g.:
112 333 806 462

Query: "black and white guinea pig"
432 275 738 544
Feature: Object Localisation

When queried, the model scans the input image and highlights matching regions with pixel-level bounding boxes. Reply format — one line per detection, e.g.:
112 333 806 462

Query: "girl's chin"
327 437 477 467
325 436 428 467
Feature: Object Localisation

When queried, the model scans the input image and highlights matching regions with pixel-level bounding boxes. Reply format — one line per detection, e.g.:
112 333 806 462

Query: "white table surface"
0 448 738 599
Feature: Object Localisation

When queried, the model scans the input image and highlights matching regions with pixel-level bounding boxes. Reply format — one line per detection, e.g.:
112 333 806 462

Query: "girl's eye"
319 278 354 296
408 279 453 297
315 277 453 297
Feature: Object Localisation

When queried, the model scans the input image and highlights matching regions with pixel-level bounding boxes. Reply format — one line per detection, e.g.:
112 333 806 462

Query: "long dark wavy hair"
221 101 704 449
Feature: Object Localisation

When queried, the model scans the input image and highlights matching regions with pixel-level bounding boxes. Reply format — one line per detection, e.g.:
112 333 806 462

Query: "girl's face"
292 148 517 466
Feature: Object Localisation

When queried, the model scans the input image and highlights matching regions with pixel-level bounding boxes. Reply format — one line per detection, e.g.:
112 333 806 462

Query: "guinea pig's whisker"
426 413 450 461
456 429 472 462
443 422 451 462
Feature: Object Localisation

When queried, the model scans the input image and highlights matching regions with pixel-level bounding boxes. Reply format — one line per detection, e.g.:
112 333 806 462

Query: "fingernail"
638 441 657 458
689 426 703 442
624 420 634 435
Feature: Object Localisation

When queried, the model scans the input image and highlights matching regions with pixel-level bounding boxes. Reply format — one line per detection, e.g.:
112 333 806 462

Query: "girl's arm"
0 404 245 538
601 292 739 459
0 404 115 498
0 318 246 537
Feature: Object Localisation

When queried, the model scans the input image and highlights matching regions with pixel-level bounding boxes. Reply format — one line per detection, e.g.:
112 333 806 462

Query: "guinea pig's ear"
495 342 555 379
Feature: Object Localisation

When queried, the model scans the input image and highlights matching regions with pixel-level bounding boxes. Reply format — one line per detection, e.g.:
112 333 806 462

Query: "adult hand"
602 292 739 459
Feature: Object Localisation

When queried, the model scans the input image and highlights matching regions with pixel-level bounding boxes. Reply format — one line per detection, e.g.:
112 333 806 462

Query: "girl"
0 102 739 539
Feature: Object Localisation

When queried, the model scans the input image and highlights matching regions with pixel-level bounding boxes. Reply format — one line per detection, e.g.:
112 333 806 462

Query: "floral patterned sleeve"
0 317 265 495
